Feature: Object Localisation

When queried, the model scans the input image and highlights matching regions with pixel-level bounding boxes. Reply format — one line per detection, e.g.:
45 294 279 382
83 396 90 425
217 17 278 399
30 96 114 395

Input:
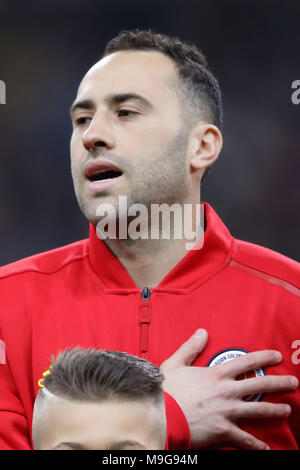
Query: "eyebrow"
109 440 147 450
52 440 146 450
52 442 85 450
69 93 153 118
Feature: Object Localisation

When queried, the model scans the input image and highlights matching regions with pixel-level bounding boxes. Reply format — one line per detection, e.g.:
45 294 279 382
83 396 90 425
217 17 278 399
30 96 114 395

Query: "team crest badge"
207 348 266 402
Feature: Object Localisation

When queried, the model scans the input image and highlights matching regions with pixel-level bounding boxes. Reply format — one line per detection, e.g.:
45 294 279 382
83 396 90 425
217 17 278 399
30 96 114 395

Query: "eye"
75 117 91 126
117 109 138 117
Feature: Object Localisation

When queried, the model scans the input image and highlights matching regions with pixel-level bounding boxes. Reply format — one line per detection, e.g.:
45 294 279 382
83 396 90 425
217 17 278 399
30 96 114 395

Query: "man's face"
70 50 191 225
33 393 166 450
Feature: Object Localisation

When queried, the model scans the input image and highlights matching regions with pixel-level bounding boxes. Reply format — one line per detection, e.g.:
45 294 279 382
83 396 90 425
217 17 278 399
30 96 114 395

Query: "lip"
84 159 123 178
83 159 123 193
86 174 123 192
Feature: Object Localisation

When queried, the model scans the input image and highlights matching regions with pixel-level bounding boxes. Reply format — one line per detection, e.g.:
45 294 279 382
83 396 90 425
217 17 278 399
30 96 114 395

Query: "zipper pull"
141 286 151 301
139 287 152 358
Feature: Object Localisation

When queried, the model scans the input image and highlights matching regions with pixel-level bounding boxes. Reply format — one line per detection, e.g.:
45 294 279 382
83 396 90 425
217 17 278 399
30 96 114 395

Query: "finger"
226 426 270 450
160 329 208 372
215 350 282 379
230 401 291 420
234 375 298 398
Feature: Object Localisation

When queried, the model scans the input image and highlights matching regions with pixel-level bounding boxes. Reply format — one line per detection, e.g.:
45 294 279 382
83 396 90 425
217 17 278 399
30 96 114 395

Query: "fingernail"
274 351 282 361
291 377 299 388
193 329 206 338
284 405 291 415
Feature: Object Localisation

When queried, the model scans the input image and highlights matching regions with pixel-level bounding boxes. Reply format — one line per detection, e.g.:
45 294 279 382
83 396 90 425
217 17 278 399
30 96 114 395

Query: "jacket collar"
88 202 233 293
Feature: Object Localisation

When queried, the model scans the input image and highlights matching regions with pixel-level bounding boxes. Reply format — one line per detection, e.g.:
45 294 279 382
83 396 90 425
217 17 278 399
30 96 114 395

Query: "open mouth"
87 169 123 182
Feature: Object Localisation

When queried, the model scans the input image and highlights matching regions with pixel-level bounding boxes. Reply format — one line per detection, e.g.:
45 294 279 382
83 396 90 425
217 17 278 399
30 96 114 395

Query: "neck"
100 200 204 288
103 238 187 288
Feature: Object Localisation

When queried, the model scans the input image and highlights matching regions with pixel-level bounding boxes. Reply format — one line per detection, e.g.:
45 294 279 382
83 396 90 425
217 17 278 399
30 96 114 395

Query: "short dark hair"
103 28 223 182
42 348 164 405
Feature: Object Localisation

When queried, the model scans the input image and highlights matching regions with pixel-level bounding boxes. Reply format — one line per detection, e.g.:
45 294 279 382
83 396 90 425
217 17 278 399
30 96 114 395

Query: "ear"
189 122 223 174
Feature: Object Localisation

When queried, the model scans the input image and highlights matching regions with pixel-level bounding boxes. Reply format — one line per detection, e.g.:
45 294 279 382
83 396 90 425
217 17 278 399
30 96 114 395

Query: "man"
32 348 167 450
0 29 299 450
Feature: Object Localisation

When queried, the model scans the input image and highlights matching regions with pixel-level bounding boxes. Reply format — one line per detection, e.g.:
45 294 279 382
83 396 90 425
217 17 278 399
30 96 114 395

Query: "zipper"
139 287 152 359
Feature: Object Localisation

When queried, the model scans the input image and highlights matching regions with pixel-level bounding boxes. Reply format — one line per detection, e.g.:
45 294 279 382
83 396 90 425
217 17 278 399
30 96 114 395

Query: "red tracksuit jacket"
0 202 299 450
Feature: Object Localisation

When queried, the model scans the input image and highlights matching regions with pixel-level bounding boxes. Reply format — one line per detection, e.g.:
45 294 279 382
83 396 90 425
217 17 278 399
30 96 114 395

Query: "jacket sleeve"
163 391 191 450
0 335 31 450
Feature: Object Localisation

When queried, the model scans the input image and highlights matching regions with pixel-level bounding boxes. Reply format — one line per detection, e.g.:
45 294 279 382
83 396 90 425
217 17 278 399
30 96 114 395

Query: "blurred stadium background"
0 0 299 264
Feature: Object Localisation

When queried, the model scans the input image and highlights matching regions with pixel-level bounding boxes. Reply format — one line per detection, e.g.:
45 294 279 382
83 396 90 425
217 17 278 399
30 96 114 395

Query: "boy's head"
32 348 166 450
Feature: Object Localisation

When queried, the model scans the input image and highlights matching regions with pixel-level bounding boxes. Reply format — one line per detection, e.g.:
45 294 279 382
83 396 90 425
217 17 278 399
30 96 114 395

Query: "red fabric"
164 392 191 450
0 202 299 450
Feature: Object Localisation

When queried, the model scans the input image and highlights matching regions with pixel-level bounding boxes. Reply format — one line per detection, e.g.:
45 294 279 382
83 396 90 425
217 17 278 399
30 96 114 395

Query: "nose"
82 111 115 151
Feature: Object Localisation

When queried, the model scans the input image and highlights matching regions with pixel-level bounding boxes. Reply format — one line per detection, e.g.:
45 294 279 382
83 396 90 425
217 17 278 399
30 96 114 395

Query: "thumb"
160 329 208 372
